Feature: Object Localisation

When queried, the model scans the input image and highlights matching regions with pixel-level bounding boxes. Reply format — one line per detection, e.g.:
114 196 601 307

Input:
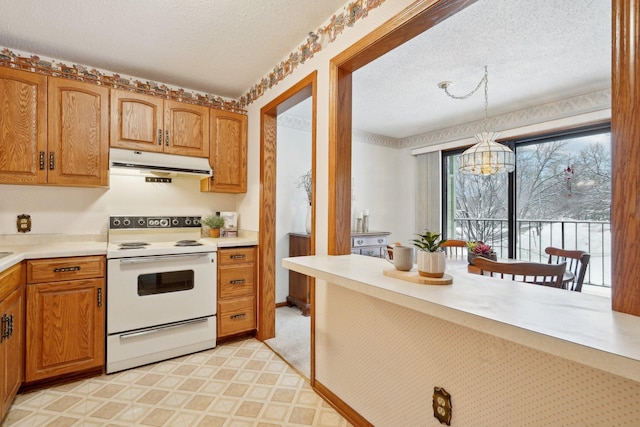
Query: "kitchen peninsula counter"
283 254 640 384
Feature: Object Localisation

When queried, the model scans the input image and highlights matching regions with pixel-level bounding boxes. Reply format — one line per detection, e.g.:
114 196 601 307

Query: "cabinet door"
0 68 47 184
26 278 104 382
201 110 247 193
110 90 164 152
1 285 24 417
164 100 209 157
48 78 109 187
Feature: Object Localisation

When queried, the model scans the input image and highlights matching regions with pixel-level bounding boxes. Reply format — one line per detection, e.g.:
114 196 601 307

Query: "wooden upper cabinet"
201 109 247 193
48 78 110 187
164 100 209 157
111 90 209 157
0 68 47 185
110 90 164 152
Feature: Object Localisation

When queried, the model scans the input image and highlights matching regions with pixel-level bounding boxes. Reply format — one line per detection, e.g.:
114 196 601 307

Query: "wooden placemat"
383 268 453 285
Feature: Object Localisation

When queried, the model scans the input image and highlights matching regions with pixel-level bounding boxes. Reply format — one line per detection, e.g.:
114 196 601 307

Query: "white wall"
351 139 416 246
0 174 236 236
275 118 312 303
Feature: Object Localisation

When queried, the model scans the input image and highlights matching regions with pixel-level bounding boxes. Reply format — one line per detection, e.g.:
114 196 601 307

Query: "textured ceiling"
0 0 347 98
0 0 611 139
352 0 611 138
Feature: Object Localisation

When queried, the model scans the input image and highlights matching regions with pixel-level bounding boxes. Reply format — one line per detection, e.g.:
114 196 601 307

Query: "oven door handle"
119 317 210 339
118 253 211 264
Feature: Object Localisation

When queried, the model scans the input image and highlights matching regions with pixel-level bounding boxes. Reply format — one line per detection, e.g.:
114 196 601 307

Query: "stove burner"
175 240 203 247
118 242 150 250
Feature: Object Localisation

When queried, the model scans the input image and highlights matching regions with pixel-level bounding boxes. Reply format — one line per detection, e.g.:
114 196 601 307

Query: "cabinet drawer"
358 247 382 257
352 236 387 247
217 247 255 266
218 296 256 336
219 265 255 299
27 256 105 283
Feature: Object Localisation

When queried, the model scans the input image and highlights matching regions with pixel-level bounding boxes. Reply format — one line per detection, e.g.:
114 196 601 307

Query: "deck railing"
452 218 611 287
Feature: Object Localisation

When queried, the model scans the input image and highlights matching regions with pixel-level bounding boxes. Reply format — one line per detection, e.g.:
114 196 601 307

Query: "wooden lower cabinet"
0 263 25 422
217 246 256 339
25 256 105 383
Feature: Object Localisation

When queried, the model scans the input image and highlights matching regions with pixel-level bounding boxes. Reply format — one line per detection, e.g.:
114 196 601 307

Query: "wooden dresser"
287 231 390 316
287 233 312 316
350 231 391 257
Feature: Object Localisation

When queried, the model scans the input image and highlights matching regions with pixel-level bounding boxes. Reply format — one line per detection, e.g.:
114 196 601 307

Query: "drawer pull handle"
39 151 45 170
1 314 8 342
54 266 81 273
165 129 170 146
49 151 55 170
231 313 246 320
97 288 103 307
230 279 245 285
157 129 162 145
230 254 246 259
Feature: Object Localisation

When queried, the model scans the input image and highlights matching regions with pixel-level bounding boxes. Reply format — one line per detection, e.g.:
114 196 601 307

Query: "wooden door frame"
257 73 317 370
328 0 479 255
329 0 640 315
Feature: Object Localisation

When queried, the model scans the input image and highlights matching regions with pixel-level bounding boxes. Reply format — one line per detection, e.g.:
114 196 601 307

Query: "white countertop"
0 232 258 271
0 240 108 271
283 254 640 383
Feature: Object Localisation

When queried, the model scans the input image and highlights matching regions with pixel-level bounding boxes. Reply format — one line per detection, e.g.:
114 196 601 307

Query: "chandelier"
437 66 515 175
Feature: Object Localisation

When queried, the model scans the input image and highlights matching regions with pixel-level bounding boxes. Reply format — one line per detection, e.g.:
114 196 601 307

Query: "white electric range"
106 215 217 373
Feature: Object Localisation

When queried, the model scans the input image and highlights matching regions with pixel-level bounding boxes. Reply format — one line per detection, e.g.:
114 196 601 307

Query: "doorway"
258 72 317 382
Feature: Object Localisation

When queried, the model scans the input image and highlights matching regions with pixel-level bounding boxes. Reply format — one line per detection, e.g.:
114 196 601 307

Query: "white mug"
384 245 413 271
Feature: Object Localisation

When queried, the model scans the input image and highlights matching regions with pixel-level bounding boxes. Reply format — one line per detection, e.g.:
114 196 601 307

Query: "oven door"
107 252 216 334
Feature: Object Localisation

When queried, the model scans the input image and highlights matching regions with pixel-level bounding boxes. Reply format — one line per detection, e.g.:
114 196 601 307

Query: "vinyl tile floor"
3 339 351 427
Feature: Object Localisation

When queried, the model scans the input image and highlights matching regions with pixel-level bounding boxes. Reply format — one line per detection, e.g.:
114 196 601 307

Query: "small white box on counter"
217 211 237 237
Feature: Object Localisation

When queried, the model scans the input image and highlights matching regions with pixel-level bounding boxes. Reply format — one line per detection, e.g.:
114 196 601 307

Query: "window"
442 125 611 286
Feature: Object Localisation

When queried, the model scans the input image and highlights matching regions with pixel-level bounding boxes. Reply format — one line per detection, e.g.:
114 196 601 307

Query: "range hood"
109 148 212 178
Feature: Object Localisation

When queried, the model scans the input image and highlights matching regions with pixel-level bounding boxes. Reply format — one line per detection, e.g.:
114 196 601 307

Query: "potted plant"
202 215 225 238
412 230 447 278
466 241 497 265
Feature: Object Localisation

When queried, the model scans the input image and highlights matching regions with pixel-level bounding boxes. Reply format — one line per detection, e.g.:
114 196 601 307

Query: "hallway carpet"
264 306 311 380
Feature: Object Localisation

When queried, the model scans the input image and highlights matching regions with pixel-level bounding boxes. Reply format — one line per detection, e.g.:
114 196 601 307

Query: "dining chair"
544 247 591 292
473 257 567 288
441 239 467 258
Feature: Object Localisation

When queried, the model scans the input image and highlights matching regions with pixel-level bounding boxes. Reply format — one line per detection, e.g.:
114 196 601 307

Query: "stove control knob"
194 218 200 225
112 218 121 227
172 218 179 226
123 218 131 227
138 218 146 226
159 218 169 227
185 218 192 225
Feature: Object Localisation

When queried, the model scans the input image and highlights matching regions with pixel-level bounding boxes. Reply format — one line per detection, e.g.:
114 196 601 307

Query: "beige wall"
316 282 640 425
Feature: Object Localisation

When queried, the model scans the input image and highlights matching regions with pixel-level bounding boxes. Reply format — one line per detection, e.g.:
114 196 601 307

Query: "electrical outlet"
433 387 452 425
17 214 31 233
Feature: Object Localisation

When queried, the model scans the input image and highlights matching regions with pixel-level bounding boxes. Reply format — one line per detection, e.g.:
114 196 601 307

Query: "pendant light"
438 66 515 175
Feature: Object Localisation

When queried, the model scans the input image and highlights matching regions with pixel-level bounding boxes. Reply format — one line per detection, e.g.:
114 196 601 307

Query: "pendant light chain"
483 66 489 133
439 66 490 131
